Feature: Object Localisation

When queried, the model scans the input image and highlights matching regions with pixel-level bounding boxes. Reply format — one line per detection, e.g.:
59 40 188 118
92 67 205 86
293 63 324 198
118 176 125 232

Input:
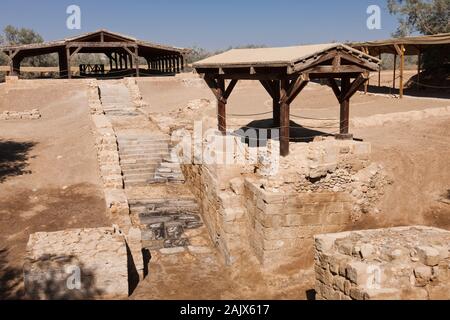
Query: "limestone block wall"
314 226 450 300
183 163 248 265
24 227 128 299
181 133 389 269
245 179 353 269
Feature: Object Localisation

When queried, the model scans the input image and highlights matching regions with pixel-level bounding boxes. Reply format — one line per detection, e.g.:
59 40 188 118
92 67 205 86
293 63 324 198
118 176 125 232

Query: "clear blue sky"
0 0 400 50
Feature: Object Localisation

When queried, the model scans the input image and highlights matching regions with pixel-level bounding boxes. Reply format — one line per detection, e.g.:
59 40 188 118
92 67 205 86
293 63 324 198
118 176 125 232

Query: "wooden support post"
114 52 118 70
336 76 352 140
392 53 397 90
378 53 381 87
12 57 21 76
181 55 185 71
108 54 113 72
417 49 421 90
280 79 290 157
119 54 123 69
363 47 369 94
217 78 226 134
204 77 238 135
272 80 280 127
176 56 180 73
134 47 139 77
66 47 72 79
398 44 405 98
58 49 68 78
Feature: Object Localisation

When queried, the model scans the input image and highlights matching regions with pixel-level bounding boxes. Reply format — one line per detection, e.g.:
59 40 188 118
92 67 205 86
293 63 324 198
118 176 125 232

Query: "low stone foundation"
24 227 129 300
314 226 450 300
0 109 41 120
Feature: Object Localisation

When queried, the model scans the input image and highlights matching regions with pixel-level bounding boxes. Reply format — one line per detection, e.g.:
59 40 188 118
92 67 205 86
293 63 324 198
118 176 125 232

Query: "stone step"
117 139 169 144
123 173 156 181
119 150 168 156
120 154 166 160
122 167 155 176
120 163 160 170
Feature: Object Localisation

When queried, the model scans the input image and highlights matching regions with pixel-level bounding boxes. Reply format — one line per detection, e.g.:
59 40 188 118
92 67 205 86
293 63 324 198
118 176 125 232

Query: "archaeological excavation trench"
2 74 447 300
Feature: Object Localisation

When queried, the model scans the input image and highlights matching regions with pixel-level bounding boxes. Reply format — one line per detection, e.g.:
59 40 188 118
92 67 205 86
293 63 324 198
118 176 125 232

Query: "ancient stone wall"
0 109 41 120
24 227 128 299
182 133 389 269
244 180 353 269
87 80 144 280
314 226 450 300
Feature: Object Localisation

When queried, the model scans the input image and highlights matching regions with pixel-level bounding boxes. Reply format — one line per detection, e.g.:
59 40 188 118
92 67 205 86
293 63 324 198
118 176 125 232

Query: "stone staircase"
154 150 185 184
129 198 202 249
99 81 140 117
117 133 170 188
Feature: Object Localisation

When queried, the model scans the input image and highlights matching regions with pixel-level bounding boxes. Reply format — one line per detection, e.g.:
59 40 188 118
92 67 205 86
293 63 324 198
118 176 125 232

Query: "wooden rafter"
328 78 341 99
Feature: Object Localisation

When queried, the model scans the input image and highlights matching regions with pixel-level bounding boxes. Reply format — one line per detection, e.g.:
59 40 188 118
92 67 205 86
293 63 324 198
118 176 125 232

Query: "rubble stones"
314 226 450 300
0 109 41 120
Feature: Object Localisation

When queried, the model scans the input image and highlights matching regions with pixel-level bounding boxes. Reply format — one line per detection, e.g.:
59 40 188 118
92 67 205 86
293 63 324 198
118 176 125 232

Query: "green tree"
1 25 57 67
387 0 450 36
388 0 450 69
3 25 44 45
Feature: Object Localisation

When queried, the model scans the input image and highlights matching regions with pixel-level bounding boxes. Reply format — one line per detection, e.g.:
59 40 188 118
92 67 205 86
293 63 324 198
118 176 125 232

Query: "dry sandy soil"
0 81 109 299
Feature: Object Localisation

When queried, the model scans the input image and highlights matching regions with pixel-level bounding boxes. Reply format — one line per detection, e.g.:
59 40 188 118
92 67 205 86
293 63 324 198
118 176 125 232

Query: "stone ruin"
24 227 129 300
314 226 450 300
0 109 41 120
177 130 391 270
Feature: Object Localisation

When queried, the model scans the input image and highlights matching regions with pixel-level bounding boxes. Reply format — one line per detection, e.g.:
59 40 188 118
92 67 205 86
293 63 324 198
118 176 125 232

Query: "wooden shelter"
0 29 189 78
193 43 380 156
351 33 450 98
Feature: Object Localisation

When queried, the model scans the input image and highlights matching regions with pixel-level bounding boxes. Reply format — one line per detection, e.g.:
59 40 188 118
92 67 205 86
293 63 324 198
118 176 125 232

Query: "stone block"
24 228 128 299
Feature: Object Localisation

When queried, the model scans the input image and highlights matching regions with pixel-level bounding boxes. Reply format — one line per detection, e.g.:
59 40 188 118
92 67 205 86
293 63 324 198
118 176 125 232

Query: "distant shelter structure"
194 43 380 156
0 29 189 79
351 33 450 98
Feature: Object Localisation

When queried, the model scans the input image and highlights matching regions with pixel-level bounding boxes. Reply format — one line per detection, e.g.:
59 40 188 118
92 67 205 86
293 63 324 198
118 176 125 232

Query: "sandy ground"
0 81 109 299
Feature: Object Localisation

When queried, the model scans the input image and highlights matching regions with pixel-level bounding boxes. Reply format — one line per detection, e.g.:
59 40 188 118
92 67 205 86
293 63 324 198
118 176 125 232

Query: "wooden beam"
66 42 138 48
223 79 238 100
286 74 309 105
259 80 275 99
328 78 341 100
340 74 368 102
304 65 366 74
280 79 290 157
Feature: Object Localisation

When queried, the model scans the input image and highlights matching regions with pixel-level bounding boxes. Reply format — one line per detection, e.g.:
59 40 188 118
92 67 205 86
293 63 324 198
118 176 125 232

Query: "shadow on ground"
0 248 23 299
233 118 333 147
0 139 36 183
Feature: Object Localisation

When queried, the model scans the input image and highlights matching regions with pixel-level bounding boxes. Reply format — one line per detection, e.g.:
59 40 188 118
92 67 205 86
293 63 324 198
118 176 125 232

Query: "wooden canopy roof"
194 43 380 78
351 33 450 56
194 43 380 157
0 29 189 56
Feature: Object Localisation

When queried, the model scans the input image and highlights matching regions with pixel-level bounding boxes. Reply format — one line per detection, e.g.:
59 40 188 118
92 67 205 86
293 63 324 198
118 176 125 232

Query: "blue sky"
0 0 400 50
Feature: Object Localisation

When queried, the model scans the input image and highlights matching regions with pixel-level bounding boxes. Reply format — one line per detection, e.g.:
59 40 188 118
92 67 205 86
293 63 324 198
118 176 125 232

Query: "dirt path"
0 81 109 299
